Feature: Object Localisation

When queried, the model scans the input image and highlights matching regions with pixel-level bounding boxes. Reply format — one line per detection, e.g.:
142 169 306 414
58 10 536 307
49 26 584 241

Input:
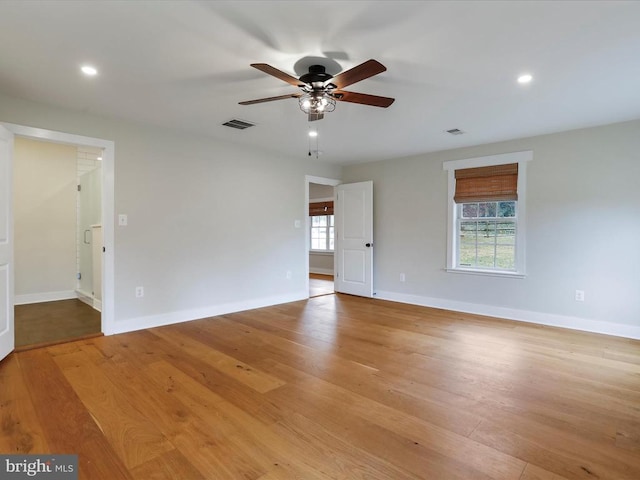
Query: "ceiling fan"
239 59 395 121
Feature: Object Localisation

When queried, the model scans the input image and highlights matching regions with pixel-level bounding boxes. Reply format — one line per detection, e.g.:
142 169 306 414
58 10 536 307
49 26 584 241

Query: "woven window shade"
309 201 334 216
454 163 518 203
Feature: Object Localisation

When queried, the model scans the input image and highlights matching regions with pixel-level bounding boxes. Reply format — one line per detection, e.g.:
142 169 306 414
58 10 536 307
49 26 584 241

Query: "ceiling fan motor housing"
299 65 334 86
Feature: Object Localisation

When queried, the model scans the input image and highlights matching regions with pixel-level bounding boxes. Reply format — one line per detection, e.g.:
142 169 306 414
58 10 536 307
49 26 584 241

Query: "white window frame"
309 195 335 253
310 214 334 253
443 151 532 278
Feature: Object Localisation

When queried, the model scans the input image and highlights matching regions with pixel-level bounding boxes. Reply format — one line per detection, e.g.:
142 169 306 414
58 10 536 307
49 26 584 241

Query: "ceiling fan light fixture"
299 92 335 115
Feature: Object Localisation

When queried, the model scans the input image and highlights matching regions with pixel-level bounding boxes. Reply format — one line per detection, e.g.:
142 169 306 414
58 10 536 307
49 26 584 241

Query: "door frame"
2 122 115 336
305 175 340 298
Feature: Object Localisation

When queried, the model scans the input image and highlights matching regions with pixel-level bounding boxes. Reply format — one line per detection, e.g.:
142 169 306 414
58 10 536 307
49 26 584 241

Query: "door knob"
365 243 372 247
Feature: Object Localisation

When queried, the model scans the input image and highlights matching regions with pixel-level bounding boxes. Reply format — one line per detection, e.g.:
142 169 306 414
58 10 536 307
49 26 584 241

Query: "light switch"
118 214 128 226
294 219 301 228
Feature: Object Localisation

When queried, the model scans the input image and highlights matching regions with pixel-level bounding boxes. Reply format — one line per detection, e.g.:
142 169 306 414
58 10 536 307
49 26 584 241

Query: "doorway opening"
12 138 103 349
3 122 115 352
305 175 340 298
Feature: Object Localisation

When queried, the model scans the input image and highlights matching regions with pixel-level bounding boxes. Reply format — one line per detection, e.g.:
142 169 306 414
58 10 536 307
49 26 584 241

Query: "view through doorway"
12 138 103 349
307 177 339 298
309 273 334 298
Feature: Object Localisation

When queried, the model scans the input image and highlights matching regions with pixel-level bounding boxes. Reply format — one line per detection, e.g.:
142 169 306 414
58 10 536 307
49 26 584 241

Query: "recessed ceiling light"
517 74 533 84
308 131 318 137
97 156 102 161
81 65 98 76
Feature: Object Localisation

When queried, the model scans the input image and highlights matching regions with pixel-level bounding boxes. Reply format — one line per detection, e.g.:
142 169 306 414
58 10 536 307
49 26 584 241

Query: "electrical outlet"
118 214 128 226
575 290 585 302
400 273 406 282
136 286 144 298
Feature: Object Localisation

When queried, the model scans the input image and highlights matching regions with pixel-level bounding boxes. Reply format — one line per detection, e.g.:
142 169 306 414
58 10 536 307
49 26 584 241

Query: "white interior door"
0 125 14 362
335 181 373 297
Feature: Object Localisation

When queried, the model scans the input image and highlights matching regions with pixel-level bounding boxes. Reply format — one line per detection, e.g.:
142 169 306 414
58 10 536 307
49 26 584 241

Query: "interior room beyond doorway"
13 137 103 348
309 182 335 297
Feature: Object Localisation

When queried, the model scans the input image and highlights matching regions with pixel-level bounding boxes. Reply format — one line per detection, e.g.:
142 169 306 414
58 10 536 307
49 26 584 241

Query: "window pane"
462 203 478 218
458 243 476 267
476 244 496 268
329 215 334 226
311 238 323 250
478 202 497 217
498 201 516 217
460 221 477 245
477 221 496 240
496 221 516 244
495 245 515 269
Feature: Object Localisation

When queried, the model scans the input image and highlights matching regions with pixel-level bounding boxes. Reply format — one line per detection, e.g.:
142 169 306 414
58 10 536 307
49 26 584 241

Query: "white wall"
1 92 341 333
309 183 335 275
342 119 640 338
13 137 77 302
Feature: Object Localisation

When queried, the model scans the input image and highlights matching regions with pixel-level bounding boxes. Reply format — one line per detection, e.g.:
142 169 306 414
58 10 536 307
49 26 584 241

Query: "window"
458 201 517 270
310 214 334 251
443 151 531 277
309 200 334 252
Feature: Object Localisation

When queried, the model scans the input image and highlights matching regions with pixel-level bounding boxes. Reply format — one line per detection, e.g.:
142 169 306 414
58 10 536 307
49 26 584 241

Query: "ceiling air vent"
446 128 465 135
222 119 255 130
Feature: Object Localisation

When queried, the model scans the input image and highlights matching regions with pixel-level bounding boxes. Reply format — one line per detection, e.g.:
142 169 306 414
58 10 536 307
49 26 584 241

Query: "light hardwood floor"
1 294 639 479
309 273 334 297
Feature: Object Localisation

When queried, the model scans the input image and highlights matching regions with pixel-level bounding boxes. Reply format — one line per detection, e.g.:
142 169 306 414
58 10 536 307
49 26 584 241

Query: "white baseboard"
76 289 102 312
108 291 308 336
14 290 77 305
375 290 640 340
310 268 334 276
76 289 93 306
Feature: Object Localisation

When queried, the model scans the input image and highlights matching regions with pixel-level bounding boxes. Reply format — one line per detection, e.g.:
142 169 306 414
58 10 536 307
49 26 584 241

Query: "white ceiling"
0 0 639 165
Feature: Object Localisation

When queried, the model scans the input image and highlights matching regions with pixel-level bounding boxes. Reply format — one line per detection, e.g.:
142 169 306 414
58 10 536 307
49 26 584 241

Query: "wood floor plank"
52 347 174 470
16 349 132 479
144 359 327 480
0 354 49 454
129 449 206 480
151 326 286 393
470 417 639 480
266 366 526 480
520 464 571 480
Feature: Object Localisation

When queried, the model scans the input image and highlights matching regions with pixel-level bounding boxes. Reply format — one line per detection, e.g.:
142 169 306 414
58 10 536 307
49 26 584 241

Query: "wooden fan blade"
251 63 302 86
308 113 324 122
330 59 387 89
239 93 301 105
334 90 395 108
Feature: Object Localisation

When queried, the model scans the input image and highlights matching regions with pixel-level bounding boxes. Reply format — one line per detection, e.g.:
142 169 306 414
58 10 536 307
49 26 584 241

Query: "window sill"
310 250 334 256
446 268 525 279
